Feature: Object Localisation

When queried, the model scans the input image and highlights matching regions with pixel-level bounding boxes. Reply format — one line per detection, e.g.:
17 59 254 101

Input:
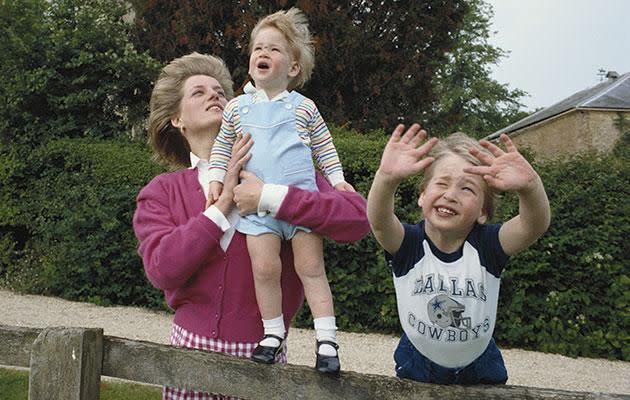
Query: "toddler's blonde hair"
250 7 315 90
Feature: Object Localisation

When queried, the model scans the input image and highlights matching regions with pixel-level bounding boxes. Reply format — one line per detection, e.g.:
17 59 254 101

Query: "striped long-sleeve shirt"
208 90 345 186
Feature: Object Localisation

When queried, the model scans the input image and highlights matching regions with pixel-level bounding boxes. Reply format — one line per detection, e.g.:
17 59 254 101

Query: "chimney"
606 71 619 80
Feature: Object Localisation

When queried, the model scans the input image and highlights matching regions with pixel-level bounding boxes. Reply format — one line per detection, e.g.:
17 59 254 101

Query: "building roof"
488 71 630 140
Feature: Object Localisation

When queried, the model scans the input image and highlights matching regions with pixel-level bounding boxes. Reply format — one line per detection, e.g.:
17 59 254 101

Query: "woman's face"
172 75 227 137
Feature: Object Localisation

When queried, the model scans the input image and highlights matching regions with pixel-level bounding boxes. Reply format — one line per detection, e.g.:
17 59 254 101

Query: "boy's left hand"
464 134 540 194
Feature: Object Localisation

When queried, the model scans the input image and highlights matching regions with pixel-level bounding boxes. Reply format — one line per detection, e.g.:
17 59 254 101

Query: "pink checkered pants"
163 323 287 400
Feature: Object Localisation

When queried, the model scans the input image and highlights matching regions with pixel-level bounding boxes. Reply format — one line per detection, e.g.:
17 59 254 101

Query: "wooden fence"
0 324 628 400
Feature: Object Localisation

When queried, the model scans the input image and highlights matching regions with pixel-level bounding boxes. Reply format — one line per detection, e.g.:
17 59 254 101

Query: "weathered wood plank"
1 325 627 400
0 324 42 367
102 335 630 400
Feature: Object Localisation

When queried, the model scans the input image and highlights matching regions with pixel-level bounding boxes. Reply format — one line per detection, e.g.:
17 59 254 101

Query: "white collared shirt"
243 81 289 103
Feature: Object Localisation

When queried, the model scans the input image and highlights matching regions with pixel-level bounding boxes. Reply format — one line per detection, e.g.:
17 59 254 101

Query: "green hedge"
493 147 629 360
1 138 166 308
0 128 627 361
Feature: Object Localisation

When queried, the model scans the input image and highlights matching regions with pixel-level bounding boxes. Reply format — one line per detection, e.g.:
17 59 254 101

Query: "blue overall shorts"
236 91 317 240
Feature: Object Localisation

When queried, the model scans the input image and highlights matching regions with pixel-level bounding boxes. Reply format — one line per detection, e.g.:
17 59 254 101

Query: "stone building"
487 71 630 161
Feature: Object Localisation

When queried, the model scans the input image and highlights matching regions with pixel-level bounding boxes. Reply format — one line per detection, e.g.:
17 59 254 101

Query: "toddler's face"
249 27 299 93
419 153 487 238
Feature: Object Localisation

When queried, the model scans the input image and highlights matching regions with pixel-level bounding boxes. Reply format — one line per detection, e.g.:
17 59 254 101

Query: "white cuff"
207 168 226 183
258 184 289 217
327 171 346 187
203 205 232 232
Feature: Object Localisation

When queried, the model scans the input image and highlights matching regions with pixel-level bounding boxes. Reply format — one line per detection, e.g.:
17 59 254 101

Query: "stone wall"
509 110 627 161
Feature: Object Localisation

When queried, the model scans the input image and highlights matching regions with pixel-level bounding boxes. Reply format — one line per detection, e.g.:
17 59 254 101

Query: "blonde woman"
133 52 369 398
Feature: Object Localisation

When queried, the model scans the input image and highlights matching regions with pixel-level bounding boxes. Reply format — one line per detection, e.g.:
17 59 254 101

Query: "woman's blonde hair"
148 52 234 168
249 7 315 90
420 132 500 220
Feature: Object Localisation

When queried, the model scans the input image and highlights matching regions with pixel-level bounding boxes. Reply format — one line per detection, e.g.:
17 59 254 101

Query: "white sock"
314 316 338 356
260 315 285 347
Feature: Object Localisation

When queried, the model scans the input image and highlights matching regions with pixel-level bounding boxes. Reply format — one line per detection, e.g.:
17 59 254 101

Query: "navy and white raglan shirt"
385 220 509 368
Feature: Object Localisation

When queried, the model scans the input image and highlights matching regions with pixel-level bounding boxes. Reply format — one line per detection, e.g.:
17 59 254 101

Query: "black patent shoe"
251 334 284 364
315 340 340 376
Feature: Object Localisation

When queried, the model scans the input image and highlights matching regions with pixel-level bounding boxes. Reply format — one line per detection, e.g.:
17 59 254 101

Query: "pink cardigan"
133 168 369 343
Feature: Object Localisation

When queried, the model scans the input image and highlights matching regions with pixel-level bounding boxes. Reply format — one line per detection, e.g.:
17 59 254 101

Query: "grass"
0 367 162 400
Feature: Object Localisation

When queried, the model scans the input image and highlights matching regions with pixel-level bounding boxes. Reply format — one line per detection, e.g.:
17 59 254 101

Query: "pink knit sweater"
133 168 369 343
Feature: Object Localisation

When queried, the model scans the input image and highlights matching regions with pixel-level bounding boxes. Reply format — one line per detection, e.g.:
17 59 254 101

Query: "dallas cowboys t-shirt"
385 221 508 368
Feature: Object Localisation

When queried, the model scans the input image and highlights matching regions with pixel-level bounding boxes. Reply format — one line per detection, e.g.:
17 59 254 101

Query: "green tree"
0 0 160 149
428 0 527 137
129 0 469 131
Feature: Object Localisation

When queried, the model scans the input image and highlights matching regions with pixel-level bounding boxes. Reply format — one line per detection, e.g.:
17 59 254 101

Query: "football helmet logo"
427 294 471 329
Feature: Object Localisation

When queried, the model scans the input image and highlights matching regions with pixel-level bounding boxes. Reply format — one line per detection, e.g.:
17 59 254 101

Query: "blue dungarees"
236 91 317 239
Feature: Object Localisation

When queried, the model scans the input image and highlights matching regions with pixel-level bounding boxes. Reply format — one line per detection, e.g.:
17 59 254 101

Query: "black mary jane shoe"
251 334 284 364
315 340 340 376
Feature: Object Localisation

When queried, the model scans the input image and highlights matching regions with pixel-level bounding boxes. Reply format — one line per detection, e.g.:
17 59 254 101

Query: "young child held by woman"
367 124 550 384
208 8 352 375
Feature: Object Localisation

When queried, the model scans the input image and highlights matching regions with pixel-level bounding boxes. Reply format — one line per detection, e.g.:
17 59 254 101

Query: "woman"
132 52 369 399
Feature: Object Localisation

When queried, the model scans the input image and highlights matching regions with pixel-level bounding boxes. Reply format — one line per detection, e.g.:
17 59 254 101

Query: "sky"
486 0 630 111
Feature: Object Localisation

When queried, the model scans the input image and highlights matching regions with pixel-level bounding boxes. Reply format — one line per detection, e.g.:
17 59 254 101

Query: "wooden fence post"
28 327 103 400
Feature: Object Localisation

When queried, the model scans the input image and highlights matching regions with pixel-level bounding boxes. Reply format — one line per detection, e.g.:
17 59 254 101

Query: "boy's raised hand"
465 134 541 194
378 124 437 183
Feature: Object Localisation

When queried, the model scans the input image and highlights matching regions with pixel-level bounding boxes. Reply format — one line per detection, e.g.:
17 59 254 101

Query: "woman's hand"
210 133 253 214
233 170 264 215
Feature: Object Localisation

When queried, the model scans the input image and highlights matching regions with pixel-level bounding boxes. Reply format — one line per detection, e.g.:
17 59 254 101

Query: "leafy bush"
2 121 627 360
2 139 166 308
494 150 629 360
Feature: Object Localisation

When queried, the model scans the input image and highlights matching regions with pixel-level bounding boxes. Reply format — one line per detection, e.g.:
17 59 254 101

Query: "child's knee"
252 256 282 281
295 257 325 279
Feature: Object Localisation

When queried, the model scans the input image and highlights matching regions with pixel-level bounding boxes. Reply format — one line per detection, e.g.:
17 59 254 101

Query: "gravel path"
1 289 628 395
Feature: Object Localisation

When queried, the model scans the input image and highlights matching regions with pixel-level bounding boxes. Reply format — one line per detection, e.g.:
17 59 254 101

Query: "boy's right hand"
377 124 437 184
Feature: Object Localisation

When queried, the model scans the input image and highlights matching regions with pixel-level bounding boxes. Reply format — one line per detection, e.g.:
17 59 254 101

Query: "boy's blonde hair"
420 132 499 220
249 7 315 90
148 52 234 168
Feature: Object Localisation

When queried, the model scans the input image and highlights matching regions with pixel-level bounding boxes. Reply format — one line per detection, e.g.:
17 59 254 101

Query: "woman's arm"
277 174 369 242
133 176 225 290
232 171 370 243
134 134 253 290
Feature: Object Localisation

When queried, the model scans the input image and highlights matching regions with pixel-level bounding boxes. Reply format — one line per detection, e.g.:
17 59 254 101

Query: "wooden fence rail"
0 324 627 400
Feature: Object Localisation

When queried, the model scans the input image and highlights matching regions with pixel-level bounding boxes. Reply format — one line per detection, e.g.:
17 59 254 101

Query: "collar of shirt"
190 153 211 199
243 81 290 103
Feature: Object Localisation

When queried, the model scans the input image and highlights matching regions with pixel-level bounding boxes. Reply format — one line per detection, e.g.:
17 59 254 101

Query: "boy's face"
249 27 299 94
419 153 487 240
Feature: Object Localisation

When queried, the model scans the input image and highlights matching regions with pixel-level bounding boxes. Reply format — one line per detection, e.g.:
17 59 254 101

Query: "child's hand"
206 181 224 209
465 134 540 194
377 124 437 183
334 181 355 192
